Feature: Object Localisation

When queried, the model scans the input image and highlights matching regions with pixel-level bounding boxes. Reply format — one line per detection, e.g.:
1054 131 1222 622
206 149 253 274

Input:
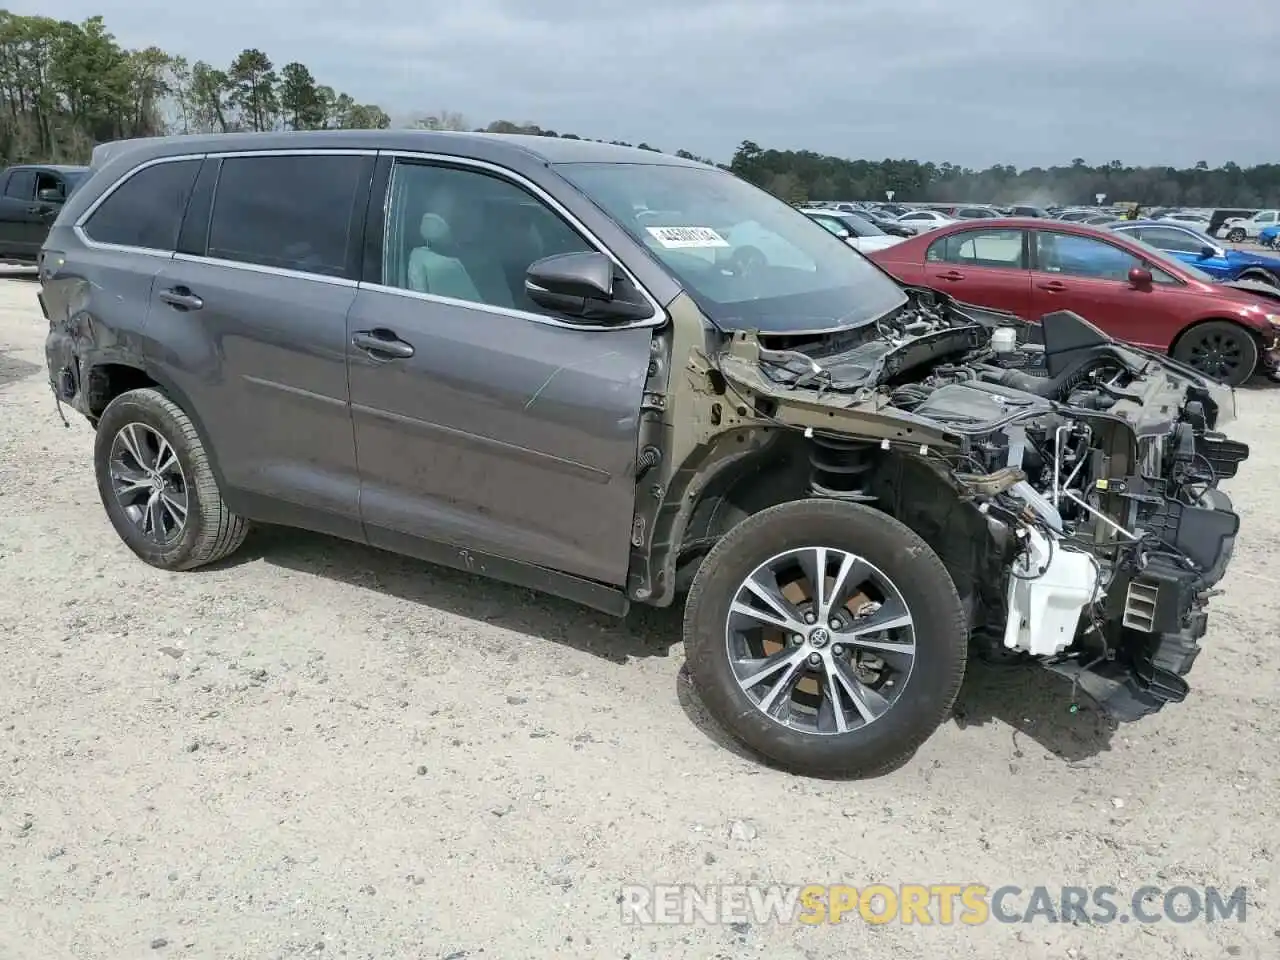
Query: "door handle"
159 287 204 311
29 204 55 216
936 270 965 280
352 329 415 360
1038 280 1067 292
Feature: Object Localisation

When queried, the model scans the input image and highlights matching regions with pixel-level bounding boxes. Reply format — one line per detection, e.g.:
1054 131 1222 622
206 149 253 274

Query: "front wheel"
1226 228 1246 243
682 499 967 777
1171 321 1258 386
94 387 250 570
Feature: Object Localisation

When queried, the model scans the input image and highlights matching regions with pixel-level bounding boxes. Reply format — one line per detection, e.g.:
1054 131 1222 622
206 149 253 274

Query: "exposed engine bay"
699 288 1250 722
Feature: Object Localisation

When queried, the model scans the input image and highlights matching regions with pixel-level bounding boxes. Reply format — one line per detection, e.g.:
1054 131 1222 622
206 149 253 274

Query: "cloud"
16 0 1277 167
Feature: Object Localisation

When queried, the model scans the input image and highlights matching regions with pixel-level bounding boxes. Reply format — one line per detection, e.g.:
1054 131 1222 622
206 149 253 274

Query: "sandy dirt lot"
1 270 1277 959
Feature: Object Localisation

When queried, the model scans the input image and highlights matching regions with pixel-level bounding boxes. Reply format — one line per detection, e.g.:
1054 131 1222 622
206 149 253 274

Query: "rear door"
922 226 1033 317
345 154 657 584
147 150 374 534
1028 229 1181 348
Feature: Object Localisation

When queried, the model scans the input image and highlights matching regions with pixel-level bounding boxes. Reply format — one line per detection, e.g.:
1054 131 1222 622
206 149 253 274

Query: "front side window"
82 159 201 251
927 229 1025 268
206 154 367 278
34 171 67 200
1256 211 1277 224
556 161 907 332
380 161 593 314
1035 231 1180 284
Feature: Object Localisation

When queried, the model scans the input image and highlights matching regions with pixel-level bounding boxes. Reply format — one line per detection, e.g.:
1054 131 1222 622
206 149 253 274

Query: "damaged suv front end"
706 293 1247 722
557 157 1250 774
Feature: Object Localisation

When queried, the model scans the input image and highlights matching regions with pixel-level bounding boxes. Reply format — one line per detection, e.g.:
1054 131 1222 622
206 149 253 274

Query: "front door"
146 151 372 532
346 156 655 584
1028 229 1179 349
0 169 48 257
922 226 1033 318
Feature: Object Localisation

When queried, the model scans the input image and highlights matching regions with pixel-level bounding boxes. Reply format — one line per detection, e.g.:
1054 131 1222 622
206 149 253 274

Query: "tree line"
2 10 1276 209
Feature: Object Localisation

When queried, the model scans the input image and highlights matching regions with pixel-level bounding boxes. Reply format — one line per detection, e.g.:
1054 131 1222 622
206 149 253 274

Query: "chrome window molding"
73 152 205 255
377 149 668 329
359 281 657 333
172 252 359 287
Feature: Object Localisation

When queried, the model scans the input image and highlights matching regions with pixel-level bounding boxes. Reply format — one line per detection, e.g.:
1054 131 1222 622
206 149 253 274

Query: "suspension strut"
808 435 878 502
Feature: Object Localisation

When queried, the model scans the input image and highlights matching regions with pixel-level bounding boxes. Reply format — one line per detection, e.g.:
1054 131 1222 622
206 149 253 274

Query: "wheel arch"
85 362 230 492
1236 267 1279 286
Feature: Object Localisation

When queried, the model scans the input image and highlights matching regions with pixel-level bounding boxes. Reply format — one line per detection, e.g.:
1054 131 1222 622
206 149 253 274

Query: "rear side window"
206 154 367 278
4 169 35 199
82 159 201 251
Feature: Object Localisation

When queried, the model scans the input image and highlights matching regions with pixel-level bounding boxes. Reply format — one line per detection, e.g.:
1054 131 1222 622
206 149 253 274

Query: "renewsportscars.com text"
619 883 1248 926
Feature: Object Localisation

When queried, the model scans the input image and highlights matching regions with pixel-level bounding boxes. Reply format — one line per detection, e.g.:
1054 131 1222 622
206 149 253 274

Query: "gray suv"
40 131 1248 777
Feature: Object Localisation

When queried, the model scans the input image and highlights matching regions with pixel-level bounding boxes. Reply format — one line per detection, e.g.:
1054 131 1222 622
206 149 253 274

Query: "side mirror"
525 252 652 323
37 187 64 203
1199 245 1220 259
1128 266 1153 286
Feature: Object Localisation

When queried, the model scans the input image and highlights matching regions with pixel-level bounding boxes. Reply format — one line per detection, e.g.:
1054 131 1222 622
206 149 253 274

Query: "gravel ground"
1 270 1277 959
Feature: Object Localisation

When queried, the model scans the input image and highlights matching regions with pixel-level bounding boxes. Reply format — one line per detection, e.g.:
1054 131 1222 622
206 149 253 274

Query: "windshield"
556 162 908 333
834 213 885 237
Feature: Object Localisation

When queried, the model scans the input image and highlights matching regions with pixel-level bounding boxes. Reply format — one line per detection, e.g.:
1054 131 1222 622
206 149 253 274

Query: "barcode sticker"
645 226 730 249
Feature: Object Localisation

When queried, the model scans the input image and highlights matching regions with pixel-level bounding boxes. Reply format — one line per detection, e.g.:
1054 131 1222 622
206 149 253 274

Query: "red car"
868 217 1280 385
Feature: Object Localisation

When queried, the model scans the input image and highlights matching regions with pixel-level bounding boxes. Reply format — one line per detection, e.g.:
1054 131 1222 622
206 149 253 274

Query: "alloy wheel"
108 422 189 544
1184 331 1244 381
723 546 915 735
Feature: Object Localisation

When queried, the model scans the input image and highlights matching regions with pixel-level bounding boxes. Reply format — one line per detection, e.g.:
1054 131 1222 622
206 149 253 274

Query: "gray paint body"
43 130 706 592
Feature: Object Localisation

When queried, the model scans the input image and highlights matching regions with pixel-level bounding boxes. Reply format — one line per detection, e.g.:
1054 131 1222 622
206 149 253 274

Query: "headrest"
420 213 452 246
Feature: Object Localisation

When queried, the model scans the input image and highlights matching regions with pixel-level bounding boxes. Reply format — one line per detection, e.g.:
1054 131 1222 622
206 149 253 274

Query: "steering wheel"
729 245 767 277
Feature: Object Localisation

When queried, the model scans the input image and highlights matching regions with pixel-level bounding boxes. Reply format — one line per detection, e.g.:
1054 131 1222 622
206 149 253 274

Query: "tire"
94 387 250 570
1171 321 1259 386
682 498 967 777
1226 228 1246 243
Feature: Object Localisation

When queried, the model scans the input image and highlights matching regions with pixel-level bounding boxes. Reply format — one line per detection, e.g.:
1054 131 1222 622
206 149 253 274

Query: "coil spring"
809 435 878 502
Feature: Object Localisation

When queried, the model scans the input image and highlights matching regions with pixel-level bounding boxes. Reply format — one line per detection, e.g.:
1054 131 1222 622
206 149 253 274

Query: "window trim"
357 150 666 333
74 153 207 258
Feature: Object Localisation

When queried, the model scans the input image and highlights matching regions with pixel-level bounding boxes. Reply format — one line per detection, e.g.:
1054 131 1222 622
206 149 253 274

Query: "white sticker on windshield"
645 226 730 249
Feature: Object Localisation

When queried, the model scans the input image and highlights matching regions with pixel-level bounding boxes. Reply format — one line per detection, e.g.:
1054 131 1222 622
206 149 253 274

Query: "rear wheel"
682 499 967 778
94 387 250 570
1171 321 1258 386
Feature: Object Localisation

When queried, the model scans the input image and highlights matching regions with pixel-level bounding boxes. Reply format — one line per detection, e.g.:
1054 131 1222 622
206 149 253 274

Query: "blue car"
1261 223 1280 249
1109 220 1280 286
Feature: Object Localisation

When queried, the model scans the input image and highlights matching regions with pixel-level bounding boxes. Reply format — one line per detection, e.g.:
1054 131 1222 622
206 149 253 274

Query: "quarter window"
82 159 202 251
380 161 594 314
206 154 368 278
927 229 1025 268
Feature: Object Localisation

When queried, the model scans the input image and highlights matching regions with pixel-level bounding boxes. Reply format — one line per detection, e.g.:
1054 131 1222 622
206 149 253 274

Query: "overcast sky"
20 0 1277 169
